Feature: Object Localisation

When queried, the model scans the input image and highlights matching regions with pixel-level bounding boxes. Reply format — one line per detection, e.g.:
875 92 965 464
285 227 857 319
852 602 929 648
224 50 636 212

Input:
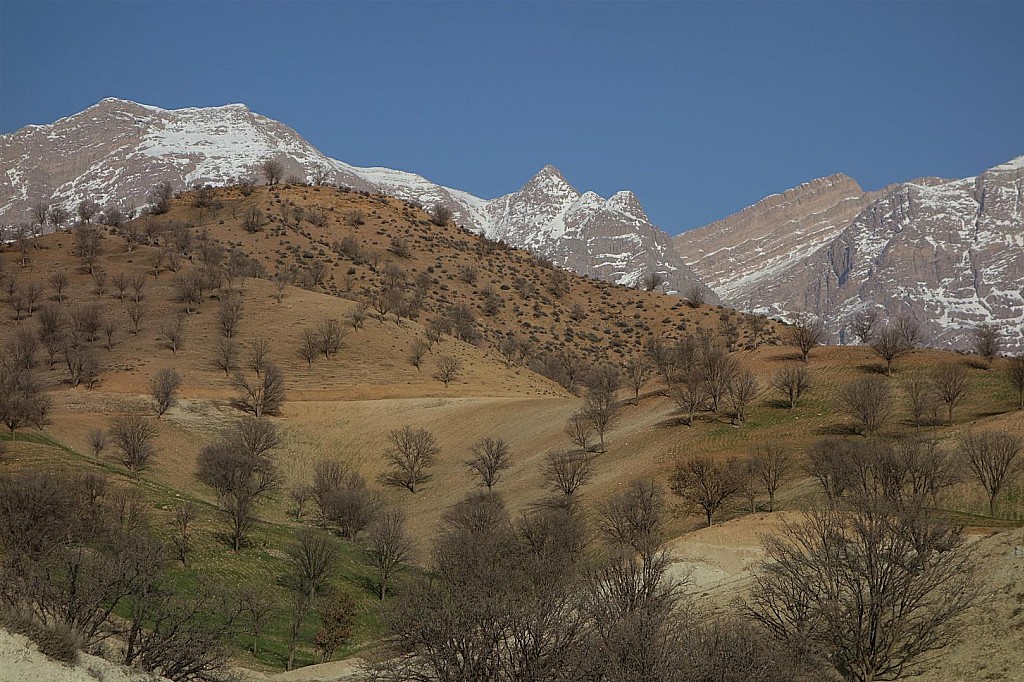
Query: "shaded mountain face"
679 159 1024 350
0 98 715 302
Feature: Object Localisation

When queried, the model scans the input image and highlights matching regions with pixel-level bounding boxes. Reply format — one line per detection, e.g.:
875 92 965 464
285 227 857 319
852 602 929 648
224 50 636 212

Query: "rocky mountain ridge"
0 98 713 300
679 158 1024 350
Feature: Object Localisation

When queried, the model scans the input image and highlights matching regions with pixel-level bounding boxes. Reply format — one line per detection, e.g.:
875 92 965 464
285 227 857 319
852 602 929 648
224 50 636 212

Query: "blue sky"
2 1 1022 234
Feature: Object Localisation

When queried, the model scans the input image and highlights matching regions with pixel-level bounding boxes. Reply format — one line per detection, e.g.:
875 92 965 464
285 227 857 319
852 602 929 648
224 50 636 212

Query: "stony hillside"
0 99 713 301
679 158 1024 350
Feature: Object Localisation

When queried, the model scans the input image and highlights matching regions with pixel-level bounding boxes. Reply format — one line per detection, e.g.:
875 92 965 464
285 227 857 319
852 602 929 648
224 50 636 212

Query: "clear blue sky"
2 1 1022 233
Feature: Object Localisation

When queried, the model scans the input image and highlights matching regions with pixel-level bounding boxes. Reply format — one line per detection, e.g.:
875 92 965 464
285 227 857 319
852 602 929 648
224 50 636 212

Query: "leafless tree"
283 527 336 670
158 315 186 354
249 337 269 376
699 345 737 413
902 374 938 428
72 225 103 274
961 430 1022 517
786 311 825 362
233 362 286 417
148 180 174 214
838 376 894 435
770 365 812 409
543 449 595 497
623 355 651 403
641 271 666 292
565 410 594 452
171 502 196 565
260 158 284 186
196 417 281 550
669 369 705 426
151 367 182 418
314 595 356 663
896 315 923 348
671 455 740 526
216 294 243 338
288 484 313 521
88 428 106 462
870 325 912 376
728 368 759 425
1008 354 1024 410
584 388 619 453
382 425 439 492
313 460 379 538
973 324 1002 367
111 271 129 301
752 443 790 512
429 204 453 226
465 436 512 489
366 508 413 600
930 362 968 424
129 272 147 302
110 415 158 476
407 338 429 370
126 302 145 335
0 367 51 437
242 206 266 233
298 328 319 366
849 308 879 344
745 501 979 682
101 313 120 350
47 204 69 232
76 199 100 225
349 300 368 330
435 354 462 387
213 337 239 376
316 318 345 358
683 282 706 308
31 200 50 228
49 270 69 302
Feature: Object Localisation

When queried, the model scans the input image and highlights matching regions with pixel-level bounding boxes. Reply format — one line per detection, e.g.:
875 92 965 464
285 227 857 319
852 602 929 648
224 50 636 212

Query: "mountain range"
2 98 1021 349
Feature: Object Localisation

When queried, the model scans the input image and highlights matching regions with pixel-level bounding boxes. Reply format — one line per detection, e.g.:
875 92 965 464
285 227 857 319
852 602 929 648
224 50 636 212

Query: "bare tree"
429 204 453 226
148 180 174 214
565 410 594 452
728 368 759 425
126 302 145 335
110 415 158 476
366 508 413 600
543 449 595 497
408 339 429 370
171 502 196 565
642 271 666 292
961 430 1022 517
837 376 894 435
671 456 740 526
896 315 923 348
196 417 281 550
770 365 812 409
584 387 618 453
298 328 319 366
213 338 239 376
260 158 284 186
973 324 1002 368
746 499 979 682
314 595 356 663
870 325 912 376
930 362 968 424
849 308 879 344
902 374 938 428
158 315 186 354
1008 354 1024 410
242 206 266 233
349 300 368 330
683 282 706 308
47 204 69 232
465 436 512 489
313 461 379 538
434 355 462 387
752 443 790 512
73 225 103 274
88 428 106 462
382 425 439 492
786 312 825 362
249 337 269 376
316 318 345 358
699 345 737 413
669 369 705 426
49 270 69 302
217 295 243 338
233 362 286 417
283 527 336 670
151 367 182 418
623 355 651 403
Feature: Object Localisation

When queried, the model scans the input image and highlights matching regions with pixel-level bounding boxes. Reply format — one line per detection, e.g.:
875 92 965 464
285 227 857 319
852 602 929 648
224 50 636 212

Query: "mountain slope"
678 159 1024 350
0 98 713 300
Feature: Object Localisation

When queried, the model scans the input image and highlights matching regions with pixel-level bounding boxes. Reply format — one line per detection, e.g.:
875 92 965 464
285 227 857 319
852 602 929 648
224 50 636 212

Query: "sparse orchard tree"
408 339 429 370
850 308 879 345
930 362 968 424
314 595 356 663
101 314 120 350
671 455 741 526
973 324 1002 368
564 410 593 452
196 417 281 551
542 449 594 497
584 386 618 452
110 415 158 476
770 365 811 409
366 508 413 600
126 302 145 335
47 204 69 232
896 315 923 348
382 426 439 493
158 315 186 354
902 374 938 428
623 355 651 403
752 443 790 512
249 338 269 376
786 311 825 362
299 329 319 366
49 270 69 302
148 180 174 214
683 282 706 308
233 362 286 417
151 367 182 418
260 158 284 186
870 325 912 376
728 368 759 425
961 430 1022 517
838 376 894 435
171 501 196 565
88 428 106 462
288 484 313 521
1008 354 1024 410
429 204 453 226
217 295 243 338
669 369 705 427
242 206 266 233
435 355 462 387
316 318 345 358
77 199 100 225
214 338 240 376
465 437 512 489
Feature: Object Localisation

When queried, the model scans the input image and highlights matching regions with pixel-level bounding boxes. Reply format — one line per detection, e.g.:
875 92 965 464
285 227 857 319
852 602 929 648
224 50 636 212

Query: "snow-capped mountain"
0 98 713 300
678 159 1024 350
